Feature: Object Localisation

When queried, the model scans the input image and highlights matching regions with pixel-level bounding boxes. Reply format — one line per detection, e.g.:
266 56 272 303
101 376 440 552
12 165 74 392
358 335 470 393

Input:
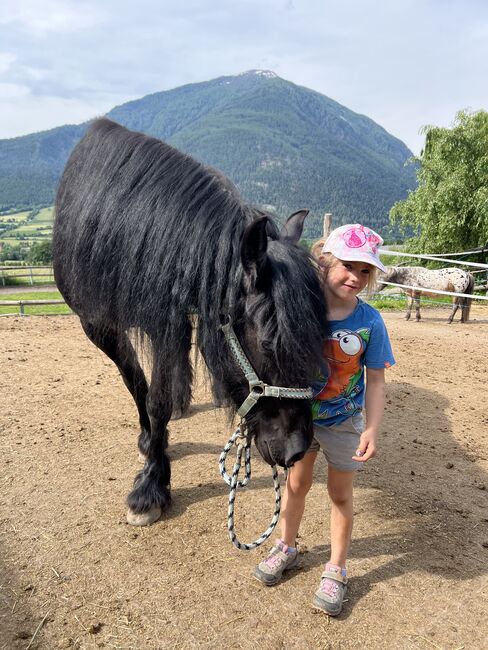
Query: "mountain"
0 70 416 238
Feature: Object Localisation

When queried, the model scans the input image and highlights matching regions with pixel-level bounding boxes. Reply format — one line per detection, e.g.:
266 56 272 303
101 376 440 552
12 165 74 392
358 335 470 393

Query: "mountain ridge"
0 70 416 238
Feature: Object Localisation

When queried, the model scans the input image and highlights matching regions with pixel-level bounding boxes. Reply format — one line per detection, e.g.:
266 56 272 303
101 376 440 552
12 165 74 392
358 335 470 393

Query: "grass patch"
8 224 49 234
367 296 406 311
0 289 69 316
32 207 54 223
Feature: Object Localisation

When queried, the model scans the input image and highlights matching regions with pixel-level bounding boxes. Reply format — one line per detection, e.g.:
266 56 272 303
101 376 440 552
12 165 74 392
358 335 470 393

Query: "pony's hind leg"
127 352 173 526
405 292 413 320
414 291 421 321
448 298 459 324
80 320 151 465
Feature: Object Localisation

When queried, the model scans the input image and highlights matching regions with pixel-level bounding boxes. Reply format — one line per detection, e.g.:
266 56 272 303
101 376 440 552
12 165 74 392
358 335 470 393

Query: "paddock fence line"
425 245 488 258
379 249 488 269
0 299 69 317
0 265 54 285
378 281 488 301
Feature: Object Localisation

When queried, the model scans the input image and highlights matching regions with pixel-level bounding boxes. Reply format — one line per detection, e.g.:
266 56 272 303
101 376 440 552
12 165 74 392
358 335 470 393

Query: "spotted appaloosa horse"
379 266 475 323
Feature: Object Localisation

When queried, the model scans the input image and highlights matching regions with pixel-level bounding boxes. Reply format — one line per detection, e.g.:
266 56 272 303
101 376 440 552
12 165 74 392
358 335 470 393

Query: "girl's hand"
352 429 378 462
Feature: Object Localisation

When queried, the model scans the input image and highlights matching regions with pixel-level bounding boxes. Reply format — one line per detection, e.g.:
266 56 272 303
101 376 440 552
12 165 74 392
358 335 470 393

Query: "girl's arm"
352 367 385 462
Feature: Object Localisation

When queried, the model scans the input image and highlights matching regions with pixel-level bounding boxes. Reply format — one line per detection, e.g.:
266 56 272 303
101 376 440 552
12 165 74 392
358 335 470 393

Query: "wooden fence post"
323 213 332 239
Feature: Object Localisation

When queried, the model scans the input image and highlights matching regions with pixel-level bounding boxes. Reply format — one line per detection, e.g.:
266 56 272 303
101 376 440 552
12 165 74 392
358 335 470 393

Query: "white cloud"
0 0 107 36
0 83 30 99
0 91 133 138
0 52 16 73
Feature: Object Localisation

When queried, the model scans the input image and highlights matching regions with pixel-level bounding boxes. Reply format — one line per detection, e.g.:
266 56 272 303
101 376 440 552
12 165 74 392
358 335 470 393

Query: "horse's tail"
461 273 475 322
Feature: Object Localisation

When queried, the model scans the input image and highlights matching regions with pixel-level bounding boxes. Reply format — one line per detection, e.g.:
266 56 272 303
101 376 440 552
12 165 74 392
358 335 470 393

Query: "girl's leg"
280 451 317 546
327 466 355 567
255 451 317 585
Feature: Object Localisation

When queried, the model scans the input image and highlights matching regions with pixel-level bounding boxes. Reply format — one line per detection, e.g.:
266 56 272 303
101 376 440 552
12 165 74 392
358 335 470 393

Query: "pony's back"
54 118 249 334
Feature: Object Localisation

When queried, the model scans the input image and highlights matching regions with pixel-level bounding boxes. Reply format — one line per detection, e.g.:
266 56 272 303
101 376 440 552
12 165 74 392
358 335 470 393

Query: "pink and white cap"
321 224 386 272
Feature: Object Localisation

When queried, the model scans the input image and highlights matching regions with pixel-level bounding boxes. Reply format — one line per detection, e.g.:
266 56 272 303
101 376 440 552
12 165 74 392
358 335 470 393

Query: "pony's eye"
262 341 274 354
339 334 361 355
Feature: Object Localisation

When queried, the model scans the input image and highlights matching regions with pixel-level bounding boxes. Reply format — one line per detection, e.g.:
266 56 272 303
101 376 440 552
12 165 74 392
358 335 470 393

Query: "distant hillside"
0 70 416 238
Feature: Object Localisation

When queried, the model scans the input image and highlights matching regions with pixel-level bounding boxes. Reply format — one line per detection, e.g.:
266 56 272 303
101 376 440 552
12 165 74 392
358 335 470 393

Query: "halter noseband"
221 320 313 417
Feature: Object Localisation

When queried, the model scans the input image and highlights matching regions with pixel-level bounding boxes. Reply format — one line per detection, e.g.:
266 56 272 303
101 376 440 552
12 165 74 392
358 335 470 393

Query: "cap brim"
322 248 386 273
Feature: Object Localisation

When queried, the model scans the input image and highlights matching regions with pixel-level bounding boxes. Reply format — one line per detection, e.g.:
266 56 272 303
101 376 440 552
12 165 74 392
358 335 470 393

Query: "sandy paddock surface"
1 309 488 650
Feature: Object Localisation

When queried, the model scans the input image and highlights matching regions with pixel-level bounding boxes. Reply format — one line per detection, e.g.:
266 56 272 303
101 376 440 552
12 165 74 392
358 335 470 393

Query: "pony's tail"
461 273 475 322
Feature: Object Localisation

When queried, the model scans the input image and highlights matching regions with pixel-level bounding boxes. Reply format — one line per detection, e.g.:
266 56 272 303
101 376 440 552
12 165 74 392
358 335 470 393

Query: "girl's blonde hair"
310 238 378 295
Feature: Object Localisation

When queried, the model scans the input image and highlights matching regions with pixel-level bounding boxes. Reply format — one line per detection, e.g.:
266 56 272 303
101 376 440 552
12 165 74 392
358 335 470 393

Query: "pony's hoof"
126 505 162 526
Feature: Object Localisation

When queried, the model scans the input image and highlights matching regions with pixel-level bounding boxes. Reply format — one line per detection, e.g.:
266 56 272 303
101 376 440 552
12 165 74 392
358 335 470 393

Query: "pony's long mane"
54 118 327 388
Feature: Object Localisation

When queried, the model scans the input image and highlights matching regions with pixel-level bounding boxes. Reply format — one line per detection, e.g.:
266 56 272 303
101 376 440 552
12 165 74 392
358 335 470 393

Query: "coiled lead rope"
219 424 287 551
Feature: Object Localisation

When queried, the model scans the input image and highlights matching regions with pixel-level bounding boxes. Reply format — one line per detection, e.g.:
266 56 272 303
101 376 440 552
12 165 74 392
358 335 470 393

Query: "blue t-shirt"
312 300 395 426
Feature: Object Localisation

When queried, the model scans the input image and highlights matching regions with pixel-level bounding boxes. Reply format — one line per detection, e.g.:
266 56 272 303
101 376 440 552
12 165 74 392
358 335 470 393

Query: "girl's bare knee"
327 488 351 506
288 476 313 497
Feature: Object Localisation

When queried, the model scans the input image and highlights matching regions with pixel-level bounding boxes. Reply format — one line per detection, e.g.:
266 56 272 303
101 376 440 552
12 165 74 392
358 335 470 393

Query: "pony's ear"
241 216 269 289
280 209 309 244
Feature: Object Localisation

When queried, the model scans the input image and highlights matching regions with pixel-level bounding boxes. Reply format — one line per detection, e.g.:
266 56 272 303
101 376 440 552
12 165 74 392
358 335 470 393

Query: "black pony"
53 118 328 526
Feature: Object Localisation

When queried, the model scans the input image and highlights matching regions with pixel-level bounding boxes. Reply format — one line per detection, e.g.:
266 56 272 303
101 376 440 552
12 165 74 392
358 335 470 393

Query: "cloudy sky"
1 0 487 154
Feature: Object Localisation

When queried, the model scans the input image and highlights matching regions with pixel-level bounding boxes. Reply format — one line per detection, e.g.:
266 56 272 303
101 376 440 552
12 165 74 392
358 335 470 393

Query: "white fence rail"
379 249 488 269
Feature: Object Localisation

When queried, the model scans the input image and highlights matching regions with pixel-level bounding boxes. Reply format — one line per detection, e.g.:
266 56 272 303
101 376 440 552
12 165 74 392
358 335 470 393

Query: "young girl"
254 224 395 616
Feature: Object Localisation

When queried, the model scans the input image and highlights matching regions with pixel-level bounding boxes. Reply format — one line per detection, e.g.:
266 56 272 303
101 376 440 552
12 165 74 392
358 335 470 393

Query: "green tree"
390 110 488 255
28 240 53 264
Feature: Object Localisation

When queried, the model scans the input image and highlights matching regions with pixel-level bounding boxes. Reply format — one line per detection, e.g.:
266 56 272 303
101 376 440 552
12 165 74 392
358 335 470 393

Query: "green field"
32 207 54 223
0 290 69 316
0 207 54 247
0 211 31 224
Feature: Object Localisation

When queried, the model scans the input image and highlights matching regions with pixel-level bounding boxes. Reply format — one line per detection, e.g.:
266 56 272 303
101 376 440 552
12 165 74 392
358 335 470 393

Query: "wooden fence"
0 265 54 286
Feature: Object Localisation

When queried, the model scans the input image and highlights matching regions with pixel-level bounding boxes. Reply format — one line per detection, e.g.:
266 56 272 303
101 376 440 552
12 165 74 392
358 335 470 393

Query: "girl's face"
323 258 372 301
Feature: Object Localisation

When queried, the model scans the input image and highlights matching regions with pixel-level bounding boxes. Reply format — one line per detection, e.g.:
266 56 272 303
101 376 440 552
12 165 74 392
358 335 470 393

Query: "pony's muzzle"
256 430 311 468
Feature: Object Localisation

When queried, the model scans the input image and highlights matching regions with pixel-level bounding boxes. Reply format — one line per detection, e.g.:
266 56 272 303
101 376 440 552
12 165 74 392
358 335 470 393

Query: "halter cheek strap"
220 321 313 418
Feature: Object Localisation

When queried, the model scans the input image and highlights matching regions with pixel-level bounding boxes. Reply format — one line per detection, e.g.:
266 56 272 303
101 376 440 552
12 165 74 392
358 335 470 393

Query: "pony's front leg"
127 359 172 526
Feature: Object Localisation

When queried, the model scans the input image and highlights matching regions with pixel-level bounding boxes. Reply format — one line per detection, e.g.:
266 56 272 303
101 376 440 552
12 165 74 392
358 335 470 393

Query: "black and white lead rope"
219 423 287 550
218 319 312 551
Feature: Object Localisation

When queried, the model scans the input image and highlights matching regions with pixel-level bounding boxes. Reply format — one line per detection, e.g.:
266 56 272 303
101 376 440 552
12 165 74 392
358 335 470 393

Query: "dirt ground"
1 308 488 650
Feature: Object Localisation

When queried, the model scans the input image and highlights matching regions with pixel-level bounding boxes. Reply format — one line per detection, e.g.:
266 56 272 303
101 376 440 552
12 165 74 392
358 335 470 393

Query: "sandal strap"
320 570 348 585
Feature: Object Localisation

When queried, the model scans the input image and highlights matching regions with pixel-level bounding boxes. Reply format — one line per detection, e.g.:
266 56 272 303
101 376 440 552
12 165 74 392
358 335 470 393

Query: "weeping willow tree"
390 110 488 255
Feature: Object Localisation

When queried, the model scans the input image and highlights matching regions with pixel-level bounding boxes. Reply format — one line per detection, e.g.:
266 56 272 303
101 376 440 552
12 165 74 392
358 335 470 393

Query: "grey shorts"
308 414 364 472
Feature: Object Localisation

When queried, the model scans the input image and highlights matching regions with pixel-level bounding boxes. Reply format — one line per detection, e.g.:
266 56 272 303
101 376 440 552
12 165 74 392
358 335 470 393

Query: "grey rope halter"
218 320 313 551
